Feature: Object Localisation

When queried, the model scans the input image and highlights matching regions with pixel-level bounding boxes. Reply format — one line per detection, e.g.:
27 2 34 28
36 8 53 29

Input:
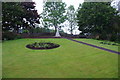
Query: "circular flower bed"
26 42 60 50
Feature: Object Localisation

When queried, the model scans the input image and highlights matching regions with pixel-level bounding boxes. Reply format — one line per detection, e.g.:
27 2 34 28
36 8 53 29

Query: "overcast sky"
32 0 119 35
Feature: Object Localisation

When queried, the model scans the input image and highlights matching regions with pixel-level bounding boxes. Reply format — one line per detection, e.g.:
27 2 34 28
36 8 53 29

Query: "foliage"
2 2 40 40
2 2 24 32
100 41 119 46
22 30 29 33
42 2 67 32
77 2 120 41
67 5 77 35
2 32 21 40
2 2 40 33
26 27 51 33
21 2 40 28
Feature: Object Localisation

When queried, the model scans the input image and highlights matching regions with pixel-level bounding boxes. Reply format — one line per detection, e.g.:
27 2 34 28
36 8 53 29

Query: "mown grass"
75 39 119 52
2 38 118 78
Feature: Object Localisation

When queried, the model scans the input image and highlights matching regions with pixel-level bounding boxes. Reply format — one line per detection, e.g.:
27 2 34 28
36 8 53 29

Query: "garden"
1 0 120 79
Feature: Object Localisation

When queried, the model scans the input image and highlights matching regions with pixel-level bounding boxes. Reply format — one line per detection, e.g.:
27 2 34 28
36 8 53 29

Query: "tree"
21 2 40 29
2 2 24 32
40 7 52 29
67 5 77 35
2 2 40 40
42 1 67 37
77 2 119 40
2 2 40 33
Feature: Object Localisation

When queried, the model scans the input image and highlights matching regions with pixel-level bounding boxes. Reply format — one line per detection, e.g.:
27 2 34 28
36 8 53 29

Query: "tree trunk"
55 26 57 33
70 22 73 35
55 27 61 37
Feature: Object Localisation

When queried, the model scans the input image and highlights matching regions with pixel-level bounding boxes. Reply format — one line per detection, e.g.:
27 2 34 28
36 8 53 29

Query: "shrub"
99 34 107 40
2 32 21 40
22 30 29 34
110 35 117 41
100 41 119 46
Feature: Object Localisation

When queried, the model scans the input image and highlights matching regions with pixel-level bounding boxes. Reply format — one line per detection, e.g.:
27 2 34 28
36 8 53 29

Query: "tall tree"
77 2 119 40
42 1 67 36
41 6 52 29
21 2 40 28
67 5 77 35
2 2 40 33
2 2 24 32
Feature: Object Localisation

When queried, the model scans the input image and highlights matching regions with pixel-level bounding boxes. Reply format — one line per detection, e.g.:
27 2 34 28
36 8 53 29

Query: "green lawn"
75 39 119 52
2 38 118 78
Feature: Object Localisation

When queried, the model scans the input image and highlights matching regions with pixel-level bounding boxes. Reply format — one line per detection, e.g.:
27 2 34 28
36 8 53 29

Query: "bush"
100 41 119 46
110 35 117 41
22 30 29 34
2 32 21 40
99 34 107 40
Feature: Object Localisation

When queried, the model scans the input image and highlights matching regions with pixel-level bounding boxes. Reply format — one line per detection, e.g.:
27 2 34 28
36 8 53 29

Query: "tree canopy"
67 5 77 35
42 2 67 32
2 2 40 33
77 2 120 40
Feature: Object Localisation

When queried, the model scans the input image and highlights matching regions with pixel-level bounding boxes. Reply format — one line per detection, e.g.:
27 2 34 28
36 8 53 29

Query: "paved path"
66 38 120 55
